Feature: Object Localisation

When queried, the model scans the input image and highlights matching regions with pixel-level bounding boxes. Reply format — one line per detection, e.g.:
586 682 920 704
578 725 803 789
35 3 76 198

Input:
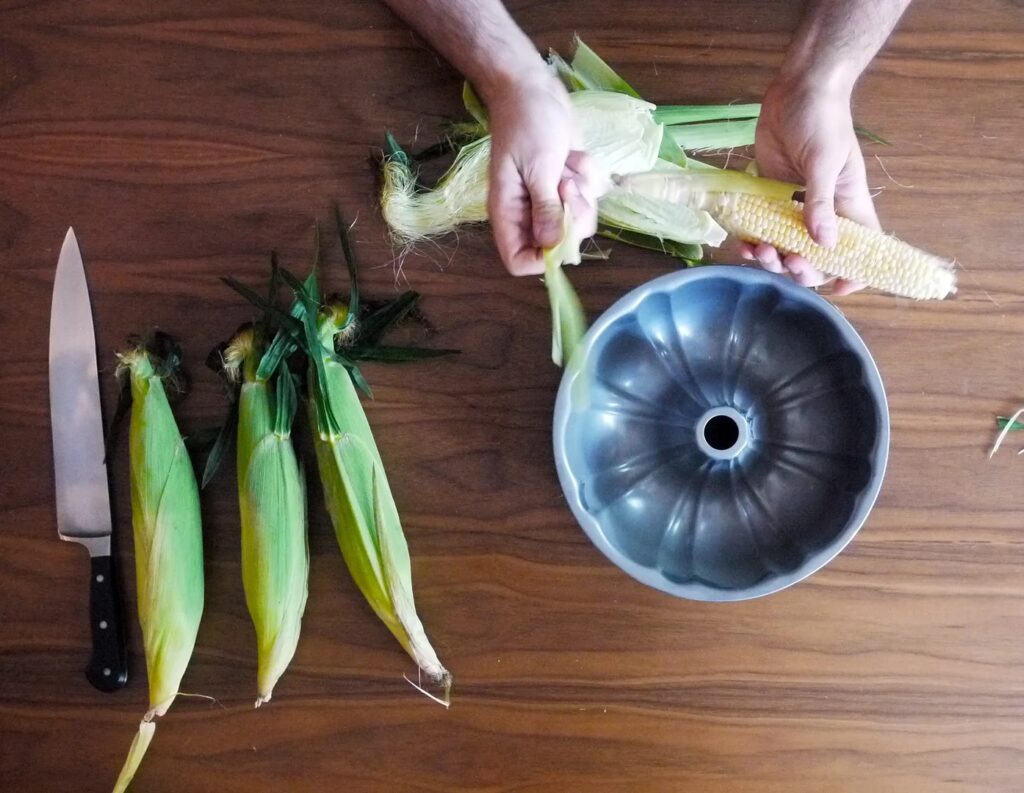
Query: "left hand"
744 75 880 295
485 70 600 275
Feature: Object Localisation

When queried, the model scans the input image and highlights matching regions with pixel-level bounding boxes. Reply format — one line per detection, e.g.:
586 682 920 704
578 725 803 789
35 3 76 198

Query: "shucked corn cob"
712 193 955 300
615 170 957 300
113 339 204 793
225 326 308 707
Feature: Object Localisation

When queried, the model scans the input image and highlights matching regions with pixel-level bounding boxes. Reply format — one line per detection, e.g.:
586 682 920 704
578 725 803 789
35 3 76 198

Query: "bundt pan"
553 265 889 601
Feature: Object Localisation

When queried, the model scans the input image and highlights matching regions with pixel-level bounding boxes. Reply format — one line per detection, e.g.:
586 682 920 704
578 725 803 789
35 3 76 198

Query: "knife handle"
86 554 128 692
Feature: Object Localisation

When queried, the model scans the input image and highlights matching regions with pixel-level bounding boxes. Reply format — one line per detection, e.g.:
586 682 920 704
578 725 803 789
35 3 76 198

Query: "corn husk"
381 89 663 247
225 326 308 707
545 211 587 367
283 267 450 697
113 340 204 793
312 304 450 695
379 38 776 263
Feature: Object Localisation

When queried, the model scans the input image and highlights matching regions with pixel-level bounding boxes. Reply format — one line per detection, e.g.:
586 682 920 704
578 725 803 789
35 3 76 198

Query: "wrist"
768 62 855 109
776 45 860 99
474 53 554 107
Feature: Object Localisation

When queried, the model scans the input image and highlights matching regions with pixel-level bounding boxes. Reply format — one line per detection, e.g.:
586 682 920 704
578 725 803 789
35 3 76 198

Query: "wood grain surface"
2 1 1023 791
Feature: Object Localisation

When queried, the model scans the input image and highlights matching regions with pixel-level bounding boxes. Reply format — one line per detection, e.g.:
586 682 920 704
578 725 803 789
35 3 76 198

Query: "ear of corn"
312 303 450 694
225 325 309 707
713 192 956 299
113 339 204 793
285 272 450 697
616 169 956 299
381 90 663 248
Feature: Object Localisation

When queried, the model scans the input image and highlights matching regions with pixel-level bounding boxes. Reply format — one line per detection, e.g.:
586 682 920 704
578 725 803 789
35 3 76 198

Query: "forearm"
780 0 911 93
381 0 548 102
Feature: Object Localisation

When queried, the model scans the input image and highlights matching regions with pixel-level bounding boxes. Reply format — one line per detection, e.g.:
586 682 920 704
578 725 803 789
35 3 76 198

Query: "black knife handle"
85 554 128 692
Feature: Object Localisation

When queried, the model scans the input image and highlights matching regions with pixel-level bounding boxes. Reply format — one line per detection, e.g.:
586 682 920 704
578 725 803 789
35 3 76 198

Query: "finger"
753 242 784 273
523 154 567 249
488 156 543 276
559 178 598 239
835 147 881 230
783 253 829 287
739 242 756 261
803 156 842 248
831 278 866 296
564 150 609 199
564 149 591 177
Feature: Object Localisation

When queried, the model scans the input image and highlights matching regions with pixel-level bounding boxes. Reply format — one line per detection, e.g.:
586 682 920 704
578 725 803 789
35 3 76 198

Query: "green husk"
669 118 759 151
597 226 703 262
111 722 155 793
225 326 308 707
653 104 761 125
855 126 891 146
547 50 588 92
568 36 641 97
298 284 451 699
462 81 489 129
244 216 454 700
380 39 770 267
545 212 587 367
113 336 204 793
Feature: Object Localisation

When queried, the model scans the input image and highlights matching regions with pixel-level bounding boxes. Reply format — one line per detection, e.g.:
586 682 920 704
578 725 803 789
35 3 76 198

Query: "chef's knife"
48 227 127 692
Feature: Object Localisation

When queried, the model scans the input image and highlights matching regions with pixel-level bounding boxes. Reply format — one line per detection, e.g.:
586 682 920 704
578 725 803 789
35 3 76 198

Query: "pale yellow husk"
381 90 663 247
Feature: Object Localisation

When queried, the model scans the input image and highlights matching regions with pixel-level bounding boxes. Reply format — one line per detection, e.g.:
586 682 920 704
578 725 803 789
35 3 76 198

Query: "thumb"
525 159 566 249
803 160 841 248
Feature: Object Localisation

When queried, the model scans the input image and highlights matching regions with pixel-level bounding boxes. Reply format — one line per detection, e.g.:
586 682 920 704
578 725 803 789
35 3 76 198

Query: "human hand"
744 76 880 295
484 72 600 275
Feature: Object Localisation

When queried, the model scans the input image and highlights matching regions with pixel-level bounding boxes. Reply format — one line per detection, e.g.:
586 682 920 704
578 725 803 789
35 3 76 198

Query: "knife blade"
48 227 127 692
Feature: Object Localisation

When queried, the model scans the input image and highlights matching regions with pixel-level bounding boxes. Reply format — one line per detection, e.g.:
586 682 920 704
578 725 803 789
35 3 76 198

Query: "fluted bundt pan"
553 266 889 601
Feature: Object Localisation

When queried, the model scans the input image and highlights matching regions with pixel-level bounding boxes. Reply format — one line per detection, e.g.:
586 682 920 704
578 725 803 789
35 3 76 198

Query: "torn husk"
381 90 663 251
543 210 587 367
112 720 156 793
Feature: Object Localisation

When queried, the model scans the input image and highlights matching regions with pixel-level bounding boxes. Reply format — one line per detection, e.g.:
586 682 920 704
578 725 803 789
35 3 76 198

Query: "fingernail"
537 224 561 247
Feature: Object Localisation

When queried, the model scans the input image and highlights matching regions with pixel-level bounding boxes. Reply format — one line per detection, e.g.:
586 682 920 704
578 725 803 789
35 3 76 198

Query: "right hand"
485 72 600 275
744 75 880 295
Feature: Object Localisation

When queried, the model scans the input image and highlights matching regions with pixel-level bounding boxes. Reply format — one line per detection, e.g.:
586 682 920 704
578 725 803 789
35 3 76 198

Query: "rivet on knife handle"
86 554 128 691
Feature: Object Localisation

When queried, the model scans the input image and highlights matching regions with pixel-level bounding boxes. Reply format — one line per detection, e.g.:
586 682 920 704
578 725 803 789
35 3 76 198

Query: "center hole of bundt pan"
697 407 749 460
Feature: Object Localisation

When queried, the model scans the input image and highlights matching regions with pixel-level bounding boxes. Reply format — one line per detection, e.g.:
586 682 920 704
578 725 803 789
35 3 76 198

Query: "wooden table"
2 2 1022 791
